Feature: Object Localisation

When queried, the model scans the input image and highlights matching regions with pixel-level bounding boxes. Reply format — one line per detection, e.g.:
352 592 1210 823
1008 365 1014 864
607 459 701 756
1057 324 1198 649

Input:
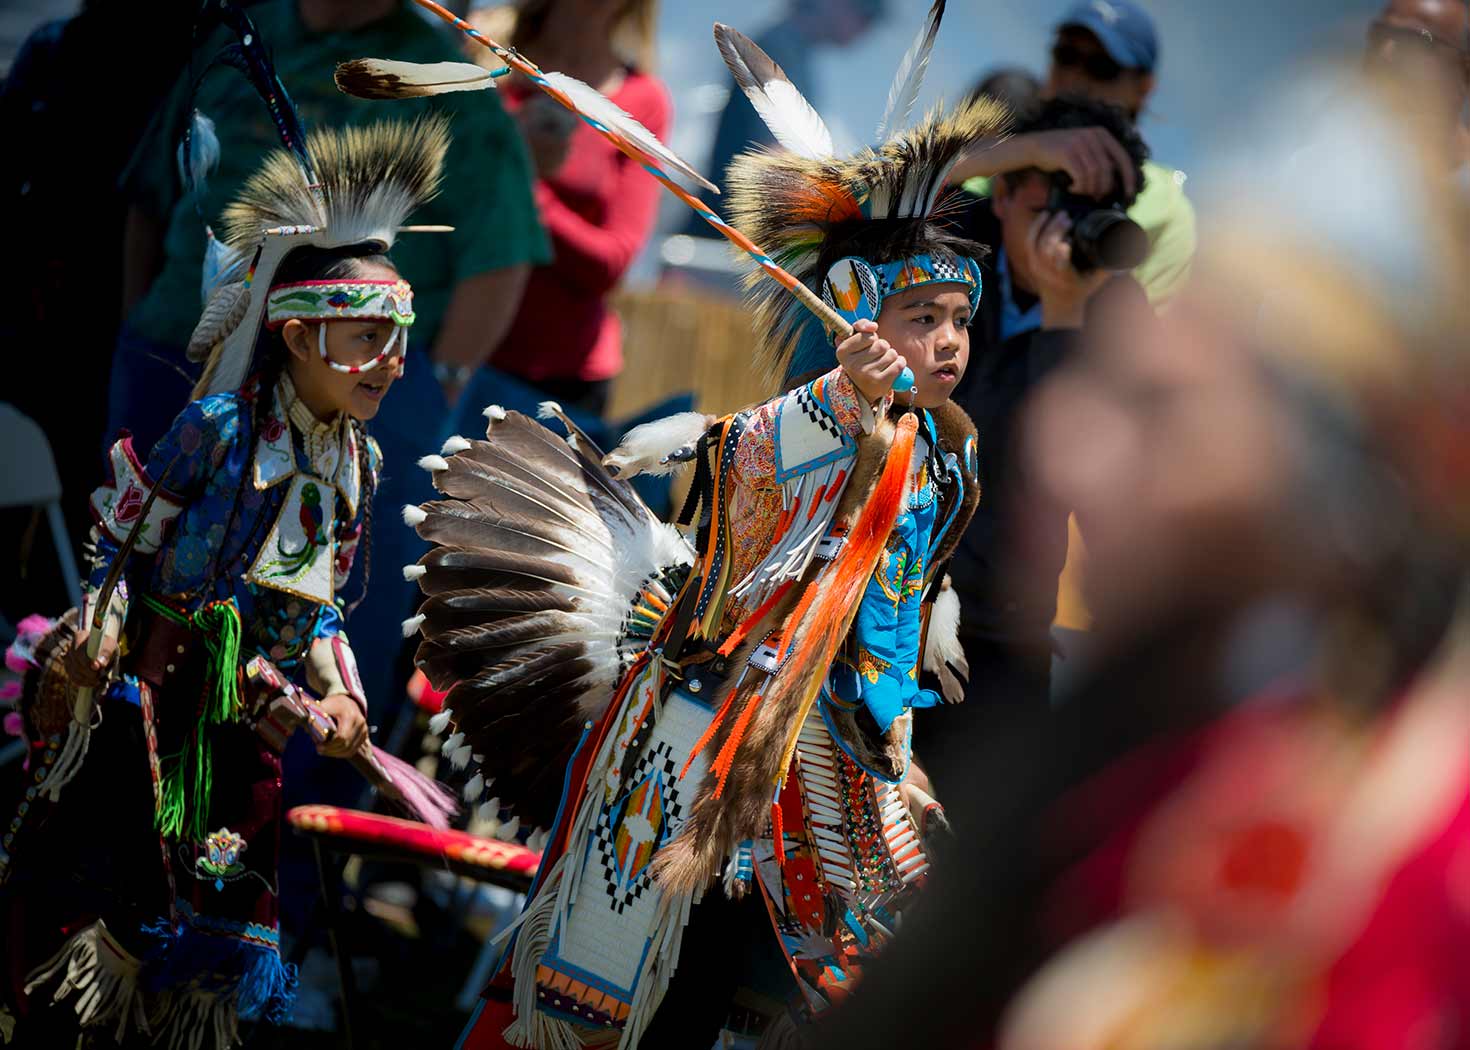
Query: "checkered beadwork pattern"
550 687 712 996
594 741 688 914
875 253 977 299
794 385 845 443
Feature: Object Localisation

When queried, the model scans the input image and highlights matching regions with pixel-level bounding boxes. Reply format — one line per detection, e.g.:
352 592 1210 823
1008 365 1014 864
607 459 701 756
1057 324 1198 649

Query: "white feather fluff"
177 111 220 200
540 71 718 193
875 0 946 139
494 815 522 841
922 577 970 704
441 435 472 454
483 404 507 422
602 412 715 479
401 614 425 638
401 504 427 527
428 709 453 735
450 744 474 770
403 564 427 581
714 24 834 160
464 772 485 802
418 454 450 473
441 731 465 756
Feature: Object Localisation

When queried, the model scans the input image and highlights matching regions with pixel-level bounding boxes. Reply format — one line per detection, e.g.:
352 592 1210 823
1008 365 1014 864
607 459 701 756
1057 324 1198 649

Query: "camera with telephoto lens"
1045 171 1150 273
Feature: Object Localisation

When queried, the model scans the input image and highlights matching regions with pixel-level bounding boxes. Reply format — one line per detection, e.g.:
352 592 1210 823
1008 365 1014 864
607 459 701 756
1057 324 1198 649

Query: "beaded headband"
265 278 416 329
822 254 983 329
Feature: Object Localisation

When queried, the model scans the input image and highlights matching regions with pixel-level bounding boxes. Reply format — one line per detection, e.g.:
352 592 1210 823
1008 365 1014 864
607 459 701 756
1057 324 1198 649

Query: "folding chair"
286 805 540 1048
0 403 83 613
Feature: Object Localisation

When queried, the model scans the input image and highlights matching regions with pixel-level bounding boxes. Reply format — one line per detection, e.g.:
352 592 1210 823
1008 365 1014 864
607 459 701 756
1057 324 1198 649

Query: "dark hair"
967 67 1042 117
1001 95 1150 208
252 245 395 614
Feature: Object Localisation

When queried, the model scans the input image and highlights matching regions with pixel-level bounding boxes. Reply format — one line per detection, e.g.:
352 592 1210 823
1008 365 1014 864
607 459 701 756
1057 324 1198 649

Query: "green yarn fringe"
144 597 243 842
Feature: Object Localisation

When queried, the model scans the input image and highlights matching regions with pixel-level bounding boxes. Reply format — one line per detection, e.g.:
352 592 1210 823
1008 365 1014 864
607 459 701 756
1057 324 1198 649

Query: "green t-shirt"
960 157 1197 307
122 0 550 353
1127 159 1196 306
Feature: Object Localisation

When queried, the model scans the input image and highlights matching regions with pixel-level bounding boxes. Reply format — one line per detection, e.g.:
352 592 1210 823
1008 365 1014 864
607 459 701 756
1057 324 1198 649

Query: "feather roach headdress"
716 1 1008 386
189 116 449 397
180 2 449 397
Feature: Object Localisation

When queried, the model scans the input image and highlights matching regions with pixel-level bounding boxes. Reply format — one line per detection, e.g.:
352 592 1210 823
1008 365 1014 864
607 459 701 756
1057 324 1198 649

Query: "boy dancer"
397 6 1003 1045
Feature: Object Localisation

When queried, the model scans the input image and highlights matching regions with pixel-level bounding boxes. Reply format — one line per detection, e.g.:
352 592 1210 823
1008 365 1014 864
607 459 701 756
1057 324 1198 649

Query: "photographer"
916 96 1149 783
954 0 1196 307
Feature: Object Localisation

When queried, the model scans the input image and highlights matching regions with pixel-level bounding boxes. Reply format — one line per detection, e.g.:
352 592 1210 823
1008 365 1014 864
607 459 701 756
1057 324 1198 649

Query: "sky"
635 0 1390 276
656 0 1386 182
0 0 1401 171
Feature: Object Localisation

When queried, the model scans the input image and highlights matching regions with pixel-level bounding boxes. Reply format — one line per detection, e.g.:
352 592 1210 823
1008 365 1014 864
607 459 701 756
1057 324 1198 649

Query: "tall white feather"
714 24 835 160
538 71 718 193
875 0 947 140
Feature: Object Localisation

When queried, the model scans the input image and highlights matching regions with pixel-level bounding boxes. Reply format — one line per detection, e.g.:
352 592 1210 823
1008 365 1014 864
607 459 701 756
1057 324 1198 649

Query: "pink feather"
6 614 54 673
375 748 459 829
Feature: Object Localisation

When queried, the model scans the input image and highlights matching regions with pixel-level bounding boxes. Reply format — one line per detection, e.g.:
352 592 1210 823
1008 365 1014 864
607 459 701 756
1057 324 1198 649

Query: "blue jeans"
105 325 199 459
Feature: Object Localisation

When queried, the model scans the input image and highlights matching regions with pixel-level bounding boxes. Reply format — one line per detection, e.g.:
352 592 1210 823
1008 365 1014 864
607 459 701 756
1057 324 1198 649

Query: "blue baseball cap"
1056 0 1159 73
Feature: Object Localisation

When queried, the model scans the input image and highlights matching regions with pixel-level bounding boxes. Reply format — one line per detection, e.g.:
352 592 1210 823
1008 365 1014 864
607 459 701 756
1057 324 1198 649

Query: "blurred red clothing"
1009 690 1470 1050
491 70 671 385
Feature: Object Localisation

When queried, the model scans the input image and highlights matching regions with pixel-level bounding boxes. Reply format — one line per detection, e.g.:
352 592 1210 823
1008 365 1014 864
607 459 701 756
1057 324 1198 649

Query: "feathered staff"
333 0 858 345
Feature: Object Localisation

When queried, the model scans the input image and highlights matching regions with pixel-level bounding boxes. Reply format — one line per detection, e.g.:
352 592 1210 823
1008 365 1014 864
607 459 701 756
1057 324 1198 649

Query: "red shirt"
491 69 671 384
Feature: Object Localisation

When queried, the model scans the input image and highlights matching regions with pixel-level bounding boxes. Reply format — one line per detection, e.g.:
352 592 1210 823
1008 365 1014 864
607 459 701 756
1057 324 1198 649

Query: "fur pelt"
650 398 979 894
815 399 979 775
651 411 897 893
926 398 981 566
824 706 912 783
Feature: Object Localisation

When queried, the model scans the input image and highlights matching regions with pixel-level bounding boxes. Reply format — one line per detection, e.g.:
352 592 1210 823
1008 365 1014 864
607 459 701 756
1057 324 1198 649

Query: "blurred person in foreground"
809 61 1470 1050
111 0 549 727
1365 0 1469 172
461 0 668 421
952 0 1195 307
913 96 1150 785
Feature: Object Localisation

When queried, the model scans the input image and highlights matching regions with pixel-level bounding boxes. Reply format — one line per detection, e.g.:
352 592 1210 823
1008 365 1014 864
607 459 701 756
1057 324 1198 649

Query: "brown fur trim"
824 705 911 782
928 398 981 565
652 399 977 893
779 400 979 812
651 417 897 893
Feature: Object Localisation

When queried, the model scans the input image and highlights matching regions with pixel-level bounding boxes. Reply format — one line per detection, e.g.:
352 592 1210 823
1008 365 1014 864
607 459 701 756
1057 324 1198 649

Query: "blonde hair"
468 0 658 74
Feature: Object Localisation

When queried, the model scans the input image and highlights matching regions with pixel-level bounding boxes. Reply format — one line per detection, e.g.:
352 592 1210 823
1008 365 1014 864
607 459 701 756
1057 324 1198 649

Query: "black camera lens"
1071 209 1150 272
1045 172 1150 274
